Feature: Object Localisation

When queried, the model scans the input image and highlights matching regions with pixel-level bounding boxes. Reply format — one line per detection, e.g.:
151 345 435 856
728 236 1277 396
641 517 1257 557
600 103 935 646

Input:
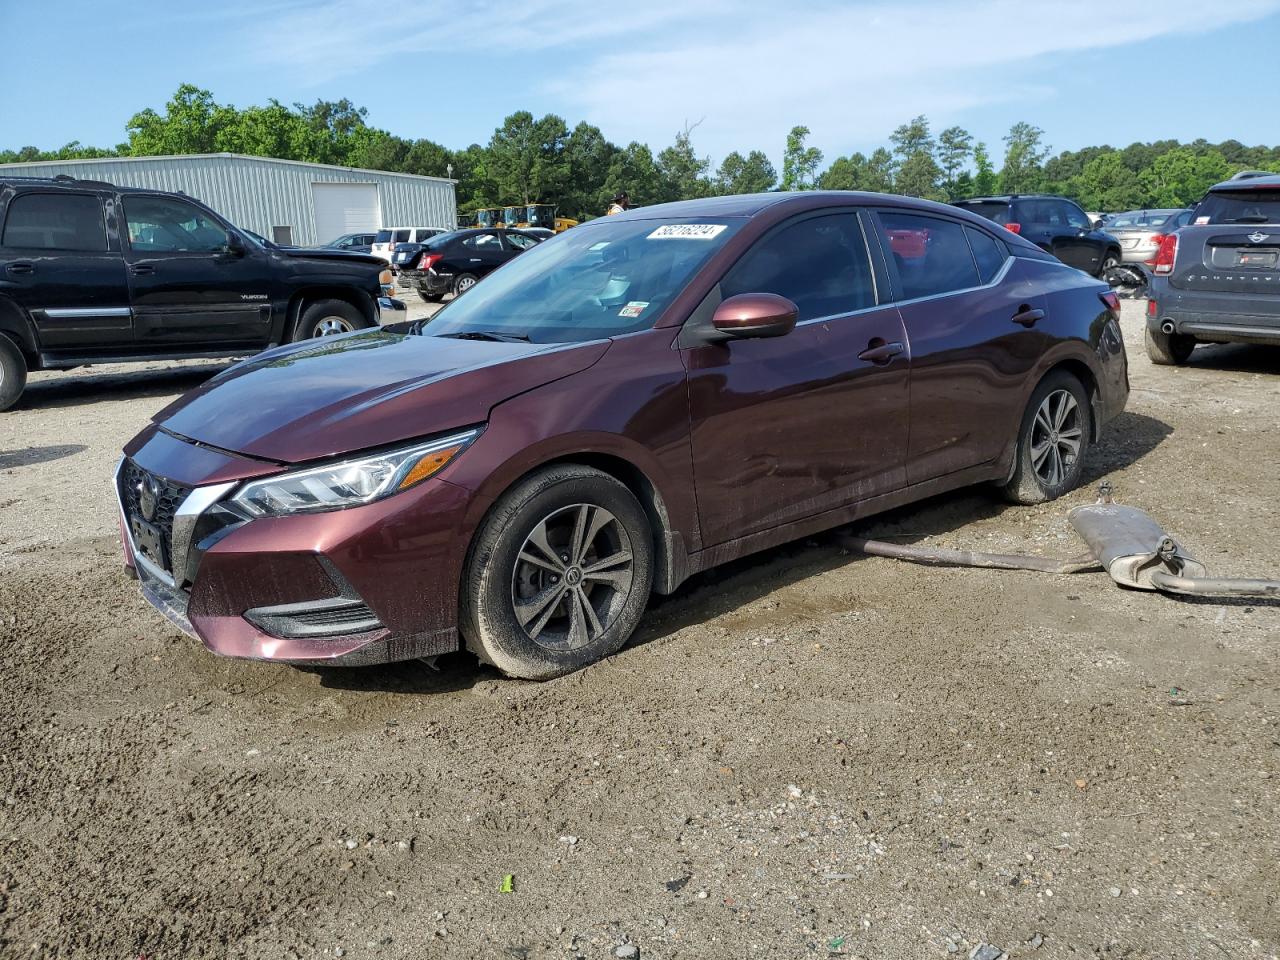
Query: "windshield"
420 217 745 344
1194 189 1280 224
958 201 1011 225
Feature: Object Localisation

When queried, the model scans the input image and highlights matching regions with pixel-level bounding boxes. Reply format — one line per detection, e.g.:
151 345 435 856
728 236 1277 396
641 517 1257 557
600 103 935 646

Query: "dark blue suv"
954 195 1122 278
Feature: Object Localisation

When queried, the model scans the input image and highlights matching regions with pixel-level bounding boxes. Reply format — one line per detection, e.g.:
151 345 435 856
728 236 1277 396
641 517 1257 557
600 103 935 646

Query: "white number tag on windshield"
648 224 727 240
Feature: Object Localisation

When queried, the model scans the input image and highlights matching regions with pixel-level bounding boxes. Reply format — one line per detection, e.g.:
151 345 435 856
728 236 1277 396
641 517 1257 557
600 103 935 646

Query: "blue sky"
4 0 1280 169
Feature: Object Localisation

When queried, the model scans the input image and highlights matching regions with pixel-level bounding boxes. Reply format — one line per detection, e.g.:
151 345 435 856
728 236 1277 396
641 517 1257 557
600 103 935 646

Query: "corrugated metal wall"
0 154 456 245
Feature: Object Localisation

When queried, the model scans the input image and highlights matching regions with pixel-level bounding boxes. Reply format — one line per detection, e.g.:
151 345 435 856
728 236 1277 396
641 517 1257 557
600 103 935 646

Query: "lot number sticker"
648 224 727 240
619 301 650 318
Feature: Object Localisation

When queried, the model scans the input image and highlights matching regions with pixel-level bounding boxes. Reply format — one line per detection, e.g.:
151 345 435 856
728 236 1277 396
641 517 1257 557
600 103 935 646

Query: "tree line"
4 85 1278 220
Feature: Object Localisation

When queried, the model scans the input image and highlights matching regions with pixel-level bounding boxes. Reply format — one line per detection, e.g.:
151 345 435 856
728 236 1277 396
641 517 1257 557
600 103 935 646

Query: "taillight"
1099 291 1120 314
419 253 443 271
1004 222 1022 234
1148 233 1178 274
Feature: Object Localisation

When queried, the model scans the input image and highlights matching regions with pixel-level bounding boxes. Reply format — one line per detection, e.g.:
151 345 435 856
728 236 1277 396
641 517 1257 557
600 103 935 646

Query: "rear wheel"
1001 371 1092 505
1144 326 1196 365
0 336 27 412
292 299 368 342
460 465 654 680
452 273 479 297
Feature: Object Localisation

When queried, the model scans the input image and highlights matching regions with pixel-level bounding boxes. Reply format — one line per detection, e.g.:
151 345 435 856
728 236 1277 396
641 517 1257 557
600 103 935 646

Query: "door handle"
1012 307 1045 327
857 339 905 364
130 264 155 276
6 262 34 275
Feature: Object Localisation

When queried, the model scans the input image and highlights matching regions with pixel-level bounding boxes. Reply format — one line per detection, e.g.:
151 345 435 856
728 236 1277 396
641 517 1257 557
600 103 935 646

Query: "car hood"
152 330 610 463
279 246 385 266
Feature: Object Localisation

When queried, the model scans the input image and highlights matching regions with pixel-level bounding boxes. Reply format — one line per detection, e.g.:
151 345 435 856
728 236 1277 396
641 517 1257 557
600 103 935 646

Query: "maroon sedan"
117 192 1128 679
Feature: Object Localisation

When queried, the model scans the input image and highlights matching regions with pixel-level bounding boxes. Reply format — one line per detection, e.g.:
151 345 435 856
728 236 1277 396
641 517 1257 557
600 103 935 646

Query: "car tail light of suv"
1147 233 1178 274
1004 222 1022 235
419 253 443 272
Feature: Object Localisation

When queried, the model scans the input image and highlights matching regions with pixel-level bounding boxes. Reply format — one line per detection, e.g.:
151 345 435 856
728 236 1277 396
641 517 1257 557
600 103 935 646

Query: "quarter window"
2 193 106 251
880 212 980 299
720 213 875 322
965 226 1008 284
124 196 229 253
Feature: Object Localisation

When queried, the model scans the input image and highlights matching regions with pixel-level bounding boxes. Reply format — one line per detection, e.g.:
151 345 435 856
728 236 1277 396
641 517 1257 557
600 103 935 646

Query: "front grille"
119 459 192 574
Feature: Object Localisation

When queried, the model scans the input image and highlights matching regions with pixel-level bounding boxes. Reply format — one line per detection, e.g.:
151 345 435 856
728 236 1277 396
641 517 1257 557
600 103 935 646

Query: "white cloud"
245 0 1280 162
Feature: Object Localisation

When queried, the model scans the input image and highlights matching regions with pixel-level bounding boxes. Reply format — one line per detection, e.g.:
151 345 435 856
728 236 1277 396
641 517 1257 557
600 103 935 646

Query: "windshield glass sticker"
619 301 650 318
648 224 727 240
1195 216 1210 224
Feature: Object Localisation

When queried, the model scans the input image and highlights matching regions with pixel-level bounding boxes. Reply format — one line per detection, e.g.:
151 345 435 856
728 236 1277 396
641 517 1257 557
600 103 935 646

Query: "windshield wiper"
438 330 532 343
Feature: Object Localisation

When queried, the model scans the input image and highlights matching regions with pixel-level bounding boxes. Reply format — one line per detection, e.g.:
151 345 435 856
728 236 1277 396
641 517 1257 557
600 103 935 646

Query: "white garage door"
311 182 380 245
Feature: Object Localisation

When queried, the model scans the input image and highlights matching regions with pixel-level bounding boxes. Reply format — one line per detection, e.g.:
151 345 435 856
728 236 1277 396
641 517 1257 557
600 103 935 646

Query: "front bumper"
116 431 471 666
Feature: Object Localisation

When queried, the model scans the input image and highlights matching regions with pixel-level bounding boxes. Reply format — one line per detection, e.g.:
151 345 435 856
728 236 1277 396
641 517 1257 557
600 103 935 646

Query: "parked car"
326 232 377 255
1104 209 1194 266
0 175 404 411
388 229 448 272
1145 174 1280 364
406 228 543 300
371 226 441 264
953 195 1122 278
115 190 1128 679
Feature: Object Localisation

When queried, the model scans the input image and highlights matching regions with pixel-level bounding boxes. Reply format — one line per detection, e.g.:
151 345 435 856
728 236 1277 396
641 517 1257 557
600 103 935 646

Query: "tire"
460 465 654 680
0 336 27 412
416 286 442 303
292 299 368 342
1001 371 1092 505
452 273 479 297
1097 252 1120 281
1144 326 1196 365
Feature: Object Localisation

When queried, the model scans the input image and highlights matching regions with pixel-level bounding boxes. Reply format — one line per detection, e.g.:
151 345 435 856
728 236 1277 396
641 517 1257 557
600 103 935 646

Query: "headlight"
228 429 479 518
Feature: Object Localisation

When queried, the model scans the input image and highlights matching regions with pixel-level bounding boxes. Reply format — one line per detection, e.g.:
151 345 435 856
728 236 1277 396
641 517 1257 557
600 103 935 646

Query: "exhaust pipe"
1161 320 1176 335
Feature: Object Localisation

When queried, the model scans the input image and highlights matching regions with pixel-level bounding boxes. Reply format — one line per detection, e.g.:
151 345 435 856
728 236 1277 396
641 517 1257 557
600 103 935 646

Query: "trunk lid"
1169 225 1280 292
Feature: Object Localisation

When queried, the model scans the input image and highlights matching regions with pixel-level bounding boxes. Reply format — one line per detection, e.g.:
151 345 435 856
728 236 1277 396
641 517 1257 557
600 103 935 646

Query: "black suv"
953 195 1121 278
0 176 404 410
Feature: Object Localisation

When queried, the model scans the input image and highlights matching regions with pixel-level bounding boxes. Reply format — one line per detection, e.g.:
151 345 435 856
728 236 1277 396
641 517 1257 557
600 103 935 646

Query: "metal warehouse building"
0 153 457 247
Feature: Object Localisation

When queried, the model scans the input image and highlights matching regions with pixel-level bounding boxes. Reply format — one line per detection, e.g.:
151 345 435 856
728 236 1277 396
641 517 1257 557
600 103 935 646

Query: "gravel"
2 300 1279 957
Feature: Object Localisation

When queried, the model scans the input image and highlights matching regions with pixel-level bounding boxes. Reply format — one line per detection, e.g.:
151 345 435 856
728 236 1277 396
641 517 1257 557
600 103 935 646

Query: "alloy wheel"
1030 389 1083 487
456 276 477 294
510 503 634 652
314 316 354 336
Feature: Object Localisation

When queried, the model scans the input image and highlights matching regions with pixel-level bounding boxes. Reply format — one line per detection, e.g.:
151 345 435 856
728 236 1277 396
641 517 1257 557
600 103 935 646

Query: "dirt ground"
1 297 1277 960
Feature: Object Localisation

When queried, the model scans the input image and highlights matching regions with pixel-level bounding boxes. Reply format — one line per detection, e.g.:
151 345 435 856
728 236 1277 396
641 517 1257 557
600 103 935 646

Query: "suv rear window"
1194 189 1280 225
957 201 1011 225
374 230 393 243
2 192 107 251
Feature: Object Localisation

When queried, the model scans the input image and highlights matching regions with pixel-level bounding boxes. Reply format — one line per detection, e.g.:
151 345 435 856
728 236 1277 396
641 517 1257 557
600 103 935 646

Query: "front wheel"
1001 372 1092 505
292 299 368 342
460 465 654 680
1097 252 1120 281
1144 326 1196 365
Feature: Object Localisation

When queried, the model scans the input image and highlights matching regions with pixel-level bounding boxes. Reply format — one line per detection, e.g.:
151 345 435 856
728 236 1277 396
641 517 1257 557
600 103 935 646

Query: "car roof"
0 174 156 194
953 195 1075 204
608 190 1021 223
1208 173 1280 191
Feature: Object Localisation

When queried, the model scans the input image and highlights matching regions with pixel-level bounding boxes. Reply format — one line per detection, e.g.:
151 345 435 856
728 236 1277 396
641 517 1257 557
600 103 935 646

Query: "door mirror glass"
711 293 798 339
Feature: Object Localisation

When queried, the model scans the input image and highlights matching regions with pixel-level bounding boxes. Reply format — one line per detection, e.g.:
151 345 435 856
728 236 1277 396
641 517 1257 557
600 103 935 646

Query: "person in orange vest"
607 191 631 216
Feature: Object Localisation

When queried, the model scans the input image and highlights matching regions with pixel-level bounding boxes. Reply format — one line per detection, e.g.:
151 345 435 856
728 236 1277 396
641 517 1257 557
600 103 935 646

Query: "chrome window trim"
884 253 1014 309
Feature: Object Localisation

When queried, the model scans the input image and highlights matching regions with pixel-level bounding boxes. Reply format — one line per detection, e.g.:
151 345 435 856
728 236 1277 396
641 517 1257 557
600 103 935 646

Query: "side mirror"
220 234 247 257
1092 218 1105 230
711 293 798 340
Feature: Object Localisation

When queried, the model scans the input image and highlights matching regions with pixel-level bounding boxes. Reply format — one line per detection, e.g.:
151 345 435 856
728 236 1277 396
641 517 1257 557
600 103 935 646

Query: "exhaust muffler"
1161 320 1176 335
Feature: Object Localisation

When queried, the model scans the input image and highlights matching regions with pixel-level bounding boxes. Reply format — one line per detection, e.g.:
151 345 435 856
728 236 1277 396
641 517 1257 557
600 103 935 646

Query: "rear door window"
879 211 980 300
394 229 412 243
2 192 107 251
720 212 876 322
965 227 1008 284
